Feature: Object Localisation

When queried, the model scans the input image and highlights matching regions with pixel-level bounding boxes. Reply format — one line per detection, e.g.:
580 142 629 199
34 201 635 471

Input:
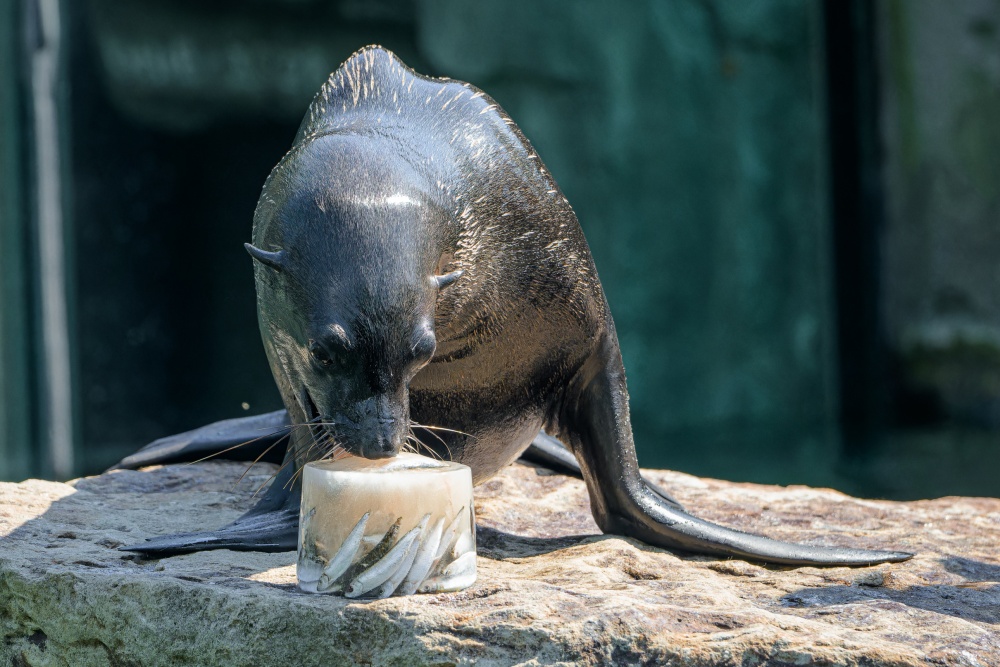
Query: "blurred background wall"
0 0 997 499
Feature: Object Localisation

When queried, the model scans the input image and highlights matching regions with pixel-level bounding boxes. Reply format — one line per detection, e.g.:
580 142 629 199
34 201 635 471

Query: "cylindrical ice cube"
297 453 476 597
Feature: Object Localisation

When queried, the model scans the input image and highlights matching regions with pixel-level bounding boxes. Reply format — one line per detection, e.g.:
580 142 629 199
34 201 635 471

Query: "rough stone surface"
0 461 998 666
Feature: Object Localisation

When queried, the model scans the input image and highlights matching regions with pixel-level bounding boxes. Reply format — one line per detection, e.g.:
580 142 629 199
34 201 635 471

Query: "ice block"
297 453 476 597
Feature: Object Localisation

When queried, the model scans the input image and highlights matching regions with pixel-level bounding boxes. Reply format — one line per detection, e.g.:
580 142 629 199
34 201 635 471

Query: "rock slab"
0 461 998 666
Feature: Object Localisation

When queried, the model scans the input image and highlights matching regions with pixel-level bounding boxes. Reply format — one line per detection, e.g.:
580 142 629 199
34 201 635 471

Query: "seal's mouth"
303 390 321 423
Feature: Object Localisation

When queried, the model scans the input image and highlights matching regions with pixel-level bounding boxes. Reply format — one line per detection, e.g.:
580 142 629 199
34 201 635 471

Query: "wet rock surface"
0 461 997 666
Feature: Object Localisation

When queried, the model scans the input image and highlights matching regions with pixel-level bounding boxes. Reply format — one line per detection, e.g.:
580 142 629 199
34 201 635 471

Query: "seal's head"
243 44 515 462
246 132 461 460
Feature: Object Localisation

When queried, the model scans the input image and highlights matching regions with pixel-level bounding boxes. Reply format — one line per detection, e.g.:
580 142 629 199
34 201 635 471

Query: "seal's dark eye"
308 340 335 367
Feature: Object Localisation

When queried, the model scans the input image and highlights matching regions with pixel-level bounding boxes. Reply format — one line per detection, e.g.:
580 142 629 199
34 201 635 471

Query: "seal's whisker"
410 422 447 445
325 445 349 460
286 460 311 490
282 415 323 428
418 441 445 461
246 421 327 498
231 433 292 491
407 429 446 461
284 471 302 491
409 422 453 460
403 434 431 458
250 460 293 500
311 436 338 462
182 422 315 467
314 430 342 456
409 421 475 439
294 444 323 467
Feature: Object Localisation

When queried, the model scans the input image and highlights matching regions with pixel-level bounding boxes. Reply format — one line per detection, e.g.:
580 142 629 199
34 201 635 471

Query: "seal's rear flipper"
522 431 684 510
108 410 291 472
120 457 300 556
565 339 915 567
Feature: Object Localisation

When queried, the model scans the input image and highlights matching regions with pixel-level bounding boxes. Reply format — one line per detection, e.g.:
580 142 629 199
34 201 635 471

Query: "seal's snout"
349 397 407 459
366 439 397 459
357 419 403 459
346 391 407 459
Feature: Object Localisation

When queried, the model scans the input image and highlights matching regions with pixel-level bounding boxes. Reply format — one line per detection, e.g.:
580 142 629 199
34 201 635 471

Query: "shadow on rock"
475 525 596 559
940 555 1000 582
782 555 1000 625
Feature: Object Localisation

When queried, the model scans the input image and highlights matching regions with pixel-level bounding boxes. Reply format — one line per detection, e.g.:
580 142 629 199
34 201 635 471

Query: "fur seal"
118 46 912 566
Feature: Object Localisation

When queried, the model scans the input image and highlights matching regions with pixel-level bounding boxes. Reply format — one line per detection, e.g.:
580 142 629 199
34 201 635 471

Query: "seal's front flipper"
562 338 914 567
109 410 291 471
521 431 684 510
120 456 300 556
120 506 298 556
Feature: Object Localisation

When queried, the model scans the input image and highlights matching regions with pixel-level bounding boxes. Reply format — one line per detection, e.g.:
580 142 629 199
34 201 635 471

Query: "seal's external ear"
434 269 463 290
245 243 285 271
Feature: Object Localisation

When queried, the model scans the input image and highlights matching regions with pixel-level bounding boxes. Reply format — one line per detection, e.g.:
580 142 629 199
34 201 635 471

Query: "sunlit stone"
297 453 476 597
